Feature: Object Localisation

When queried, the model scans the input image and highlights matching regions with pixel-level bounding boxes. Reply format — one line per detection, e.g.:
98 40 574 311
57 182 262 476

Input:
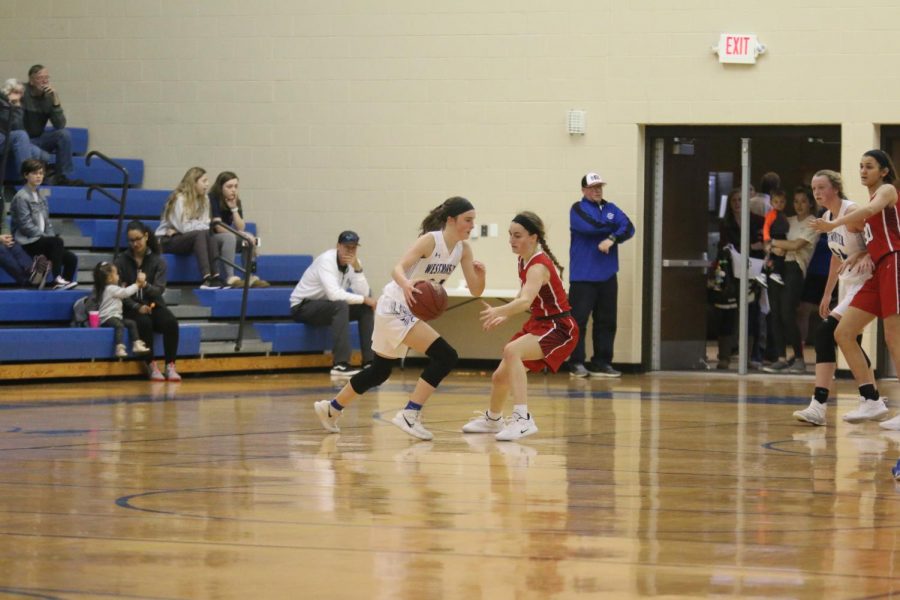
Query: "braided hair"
512 211 564 277
419 196 475 234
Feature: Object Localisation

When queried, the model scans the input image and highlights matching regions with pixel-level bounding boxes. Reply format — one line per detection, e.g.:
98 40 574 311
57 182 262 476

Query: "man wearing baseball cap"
567 172 635 378
289 230 376 376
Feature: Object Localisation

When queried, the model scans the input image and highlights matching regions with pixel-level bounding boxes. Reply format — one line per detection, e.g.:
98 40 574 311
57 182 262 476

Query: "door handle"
662 253 709 268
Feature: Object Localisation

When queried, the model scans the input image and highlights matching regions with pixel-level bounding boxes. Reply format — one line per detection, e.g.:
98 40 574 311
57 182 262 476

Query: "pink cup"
88 311 100 328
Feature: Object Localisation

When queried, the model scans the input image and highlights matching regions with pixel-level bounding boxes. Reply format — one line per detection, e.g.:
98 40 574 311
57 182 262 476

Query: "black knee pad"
349 355 395 394
420 337 458 388
815 316 839 364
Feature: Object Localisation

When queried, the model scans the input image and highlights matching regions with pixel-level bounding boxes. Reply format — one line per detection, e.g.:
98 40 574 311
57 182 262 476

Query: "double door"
646 126 840 371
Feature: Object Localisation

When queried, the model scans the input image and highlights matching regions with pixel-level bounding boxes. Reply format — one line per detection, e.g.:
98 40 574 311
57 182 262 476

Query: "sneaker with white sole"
330 363 361 377
52 276 77 290
461 410 504 433
391 409 433 441
843 397 889 423
793 398 826 426
132 340 150 354
495 411 538 441
587 362 622 378
114 343 127 358
879 414 900 431
568 363 589 378
147 361 165 381
165 362 181 382
314 400 342 433
787 359 808 374
763 359 790 373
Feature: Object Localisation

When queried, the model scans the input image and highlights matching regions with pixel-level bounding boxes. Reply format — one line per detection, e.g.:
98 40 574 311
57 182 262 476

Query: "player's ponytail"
420 196 474 234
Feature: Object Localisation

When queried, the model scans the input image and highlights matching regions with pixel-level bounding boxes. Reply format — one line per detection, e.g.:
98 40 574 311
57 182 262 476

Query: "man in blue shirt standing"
568 172 635 378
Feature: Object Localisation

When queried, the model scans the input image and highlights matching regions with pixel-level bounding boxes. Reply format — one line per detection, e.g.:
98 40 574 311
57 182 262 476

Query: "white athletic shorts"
833 278 867 318
371 294 420 359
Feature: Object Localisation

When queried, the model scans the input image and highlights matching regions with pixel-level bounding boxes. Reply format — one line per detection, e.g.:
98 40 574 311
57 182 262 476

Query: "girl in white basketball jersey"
314 197 486 440
793 170 878 426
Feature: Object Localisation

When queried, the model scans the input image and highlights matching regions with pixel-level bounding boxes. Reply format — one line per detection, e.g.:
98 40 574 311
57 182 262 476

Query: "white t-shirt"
785 215 820 275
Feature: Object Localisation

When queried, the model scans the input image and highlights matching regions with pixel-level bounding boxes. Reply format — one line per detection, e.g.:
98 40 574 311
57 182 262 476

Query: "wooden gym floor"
0 369 899 599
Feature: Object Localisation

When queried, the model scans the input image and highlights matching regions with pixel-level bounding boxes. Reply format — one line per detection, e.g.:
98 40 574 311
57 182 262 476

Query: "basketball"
410 280 448 321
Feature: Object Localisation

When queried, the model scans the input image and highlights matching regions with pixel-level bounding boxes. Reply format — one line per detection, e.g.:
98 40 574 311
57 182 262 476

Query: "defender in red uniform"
812 149 900 429
461 211 579 441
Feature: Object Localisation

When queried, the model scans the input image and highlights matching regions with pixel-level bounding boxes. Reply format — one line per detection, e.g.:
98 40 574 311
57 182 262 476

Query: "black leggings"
22 236 77 280
124 305 179 364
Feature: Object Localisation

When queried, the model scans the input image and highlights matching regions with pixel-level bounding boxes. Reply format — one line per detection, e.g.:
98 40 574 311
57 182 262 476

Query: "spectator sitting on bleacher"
0 79 47 176
115 220 182 381
208 171 270 288
10 158 78 290
155 166 227 289
0 190 43 288
290 230 375 377
22 65 83 186
93 261 151 358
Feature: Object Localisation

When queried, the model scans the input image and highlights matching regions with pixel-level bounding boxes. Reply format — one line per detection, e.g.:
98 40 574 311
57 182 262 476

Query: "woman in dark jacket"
712 188 766 368
114 220 181 381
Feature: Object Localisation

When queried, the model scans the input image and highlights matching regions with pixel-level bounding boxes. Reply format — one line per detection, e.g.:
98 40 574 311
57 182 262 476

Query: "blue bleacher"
194 287 292 318
0 121 336 368
3 153 142 186
254 322 359 353
0 326 201 362
166 254 309 284
47 188 169 218
71 156 144 187
48 127 89 155
0 290 85 321
74 219 257 248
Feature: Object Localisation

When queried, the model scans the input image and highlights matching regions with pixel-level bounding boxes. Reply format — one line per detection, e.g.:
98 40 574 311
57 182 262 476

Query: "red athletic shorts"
850 251 900 318
511 314 579 373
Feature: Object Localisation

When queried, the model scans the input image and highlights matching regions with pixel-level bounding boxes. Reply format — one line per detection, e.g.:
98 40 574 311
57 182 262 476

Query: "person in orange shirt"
761 188 790 286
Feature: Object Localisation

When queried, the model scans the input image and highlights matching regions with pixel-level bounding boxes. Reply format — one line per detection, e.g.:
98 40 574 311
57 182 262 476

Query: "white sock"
513 404 528 418
487 410 502 420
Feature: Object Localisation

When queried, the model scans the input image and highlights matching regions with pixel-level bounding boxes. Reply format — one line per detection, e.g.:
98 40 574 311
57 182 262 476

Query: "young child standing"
761 188 790 285
93 262 151 358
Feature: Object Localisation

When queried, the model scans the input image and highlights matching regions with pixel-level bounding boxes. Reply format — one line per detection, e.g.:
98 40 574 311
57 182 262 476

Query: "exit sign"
715 33 765 64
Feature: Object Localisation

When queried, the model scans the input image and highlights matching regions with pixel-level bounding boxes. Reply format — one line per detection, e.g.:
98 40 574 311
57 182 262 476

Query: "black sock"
859 384 879 401
813 387 829 404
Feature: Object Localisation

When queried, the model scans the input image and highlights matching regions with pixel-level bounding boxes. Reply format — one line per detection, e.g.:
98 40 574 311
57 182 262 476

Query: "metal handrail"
211 220 256 351
85 151 129 258
0 97 13 191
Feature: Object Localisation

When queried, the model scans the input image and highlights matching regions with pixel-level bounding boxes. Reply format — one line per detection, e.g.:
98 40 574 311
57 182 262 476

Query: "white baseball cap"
582 172 605 187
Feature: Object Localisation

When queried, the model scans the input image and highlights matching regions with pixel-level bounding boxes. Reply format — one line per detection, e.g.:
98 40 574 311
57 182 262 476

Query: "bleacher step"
200 340 272 355
170 305 212 318
74 251 113 270
194 322 243 341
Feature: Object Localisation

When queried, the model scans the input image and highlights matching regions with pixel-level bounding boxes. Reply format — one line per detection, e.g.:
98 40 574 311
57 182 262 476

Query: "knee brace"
349 355 396 395
815 316 839 364
420 337 458 388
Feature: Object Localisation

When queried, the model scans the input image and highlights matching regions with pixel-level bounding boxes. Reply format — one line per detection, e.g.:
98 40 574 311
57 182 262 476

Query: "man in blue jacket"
568 172 635 378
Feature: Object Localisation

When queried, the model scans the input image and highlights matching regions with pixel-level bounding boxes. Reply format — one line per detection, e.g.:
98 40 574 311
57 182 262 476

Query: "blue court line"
0 586 180 600
0 382 813 413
